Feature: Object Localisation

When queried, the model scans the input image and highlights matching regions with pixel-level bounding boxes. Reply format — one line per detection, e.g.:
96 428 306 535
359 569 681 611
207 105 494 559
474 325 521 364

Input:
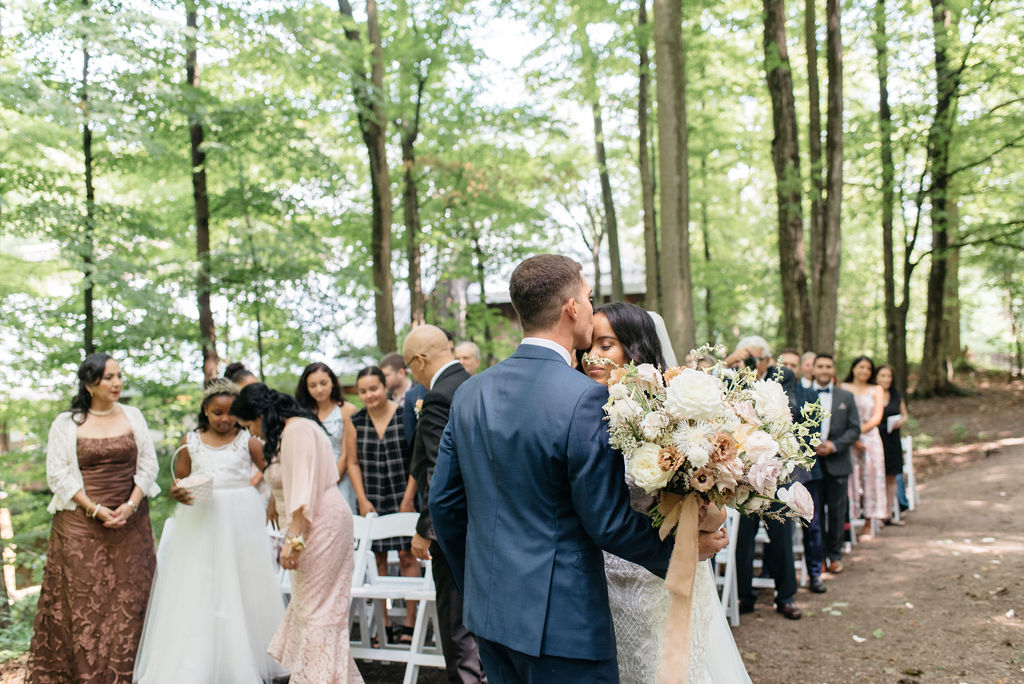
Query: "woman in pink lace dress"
841 356 888 540
232 383 363 684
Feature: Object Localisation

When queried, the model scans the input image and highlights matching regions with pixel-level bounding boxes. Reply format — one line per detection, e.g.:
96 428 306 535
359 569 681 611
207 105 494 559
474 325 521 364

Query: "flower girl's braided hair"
230 383 321 466
196 378 241 431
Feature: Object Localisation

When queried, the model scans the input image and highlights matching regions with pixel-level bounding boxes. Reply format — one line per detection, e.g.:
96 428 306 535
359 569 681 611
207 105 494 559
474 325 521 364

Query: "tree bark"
593 103 623 302
80 4 95 356
653 0 696 353
699 154 713 344
638 0 659 311
338 0 396 353
814 0 843 354
400 74 426 328
472 233 494 367
805 0 825 346
186 1 218 383
762 0 812 351
917 0 960 397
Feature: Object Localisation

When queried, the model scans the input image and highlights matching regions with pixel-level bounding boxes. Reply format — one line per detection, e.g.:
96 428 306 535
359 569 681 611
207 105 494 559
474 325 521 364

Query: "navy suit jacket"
429 343 673 660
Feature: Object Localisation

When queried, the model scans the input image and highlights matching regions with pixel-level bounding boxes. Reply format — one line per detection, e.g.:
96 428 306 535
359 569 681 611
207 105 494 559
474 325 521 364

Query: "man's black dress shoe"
738 601 755 614
776 602 802 620
808 576 827 593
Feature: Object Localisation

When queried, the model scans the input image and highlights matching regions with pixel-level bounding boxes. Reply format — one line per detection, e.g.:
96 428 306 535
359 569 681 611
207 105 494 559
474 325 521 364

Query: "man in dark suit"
403 325 486 683
430 254 727 682
724 337 804 620
806 353 861 575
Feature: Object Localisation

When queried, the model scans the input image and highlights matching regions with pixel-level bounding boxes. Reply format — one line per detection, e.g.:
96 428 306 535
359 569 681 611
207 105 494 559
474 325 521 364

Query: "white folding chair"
349 512 444 684
902 436 918 510
714 508 741 627
348 513 376 649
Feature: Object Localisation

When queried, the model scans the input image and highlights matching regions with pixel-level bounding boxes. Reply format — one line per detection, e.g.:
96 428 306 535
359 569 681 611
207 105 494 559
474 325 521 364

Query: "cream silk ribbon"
656 492 700 684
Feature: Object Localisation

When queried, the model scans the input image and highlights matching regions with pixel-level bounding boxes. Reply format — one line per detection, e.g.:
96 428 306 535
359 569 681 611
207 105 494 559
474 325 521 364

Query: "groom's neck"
522 328 574 356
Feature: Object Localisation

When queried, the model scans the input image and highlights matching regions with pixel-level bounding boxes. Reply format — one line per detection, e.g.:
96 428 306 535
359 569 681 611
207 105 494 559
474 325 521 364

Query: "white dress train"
134 429 287 683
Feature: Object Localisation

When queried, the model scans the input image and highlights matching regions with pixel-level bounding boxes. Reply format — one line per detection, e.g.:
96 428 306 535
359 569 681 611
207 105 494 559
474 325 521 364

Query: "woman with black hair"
841 355 888 538
134 378 285 683
231 383 363 683
295 362 359 512
27 353 160 682
224 361 258 387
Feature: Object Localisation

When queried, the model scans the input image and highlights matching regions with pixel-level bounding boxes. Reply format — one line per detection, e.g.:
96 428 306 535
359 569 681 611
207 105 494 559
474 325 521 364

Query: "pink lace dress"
265 418 363 683
848 390 888 521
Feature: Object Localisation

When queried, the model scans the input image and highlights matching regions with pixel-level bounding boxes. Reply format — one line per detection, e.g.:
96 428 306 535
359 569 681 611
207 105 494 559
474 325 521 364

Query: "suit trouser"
801 479 825 577
821 472 849 562
476 636 617 684
431 540 487 684
736 508 797 605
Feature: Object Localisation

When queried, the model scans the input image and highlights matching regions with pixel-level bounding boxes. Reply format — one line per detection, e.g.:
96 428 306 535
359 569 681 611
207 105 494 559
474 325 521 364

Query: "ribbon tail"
656 493 700 684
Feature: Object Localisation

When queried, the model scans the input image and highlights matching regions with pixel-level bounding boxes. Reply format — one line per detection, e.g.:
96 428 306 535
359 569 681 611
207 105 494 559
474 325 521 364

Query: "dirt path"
733 443 1024 684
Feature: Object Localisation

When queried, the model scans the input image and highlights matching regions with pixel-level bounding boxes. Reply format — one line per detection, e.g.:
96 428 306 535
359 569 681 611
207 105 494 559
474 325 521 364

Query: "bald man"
402 326 486 683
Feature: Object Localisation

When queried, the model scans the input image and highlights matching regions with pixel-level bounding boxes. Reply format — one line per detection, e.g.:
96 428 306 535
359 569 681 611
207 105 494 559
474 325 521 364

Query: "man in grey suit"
806 353 861 575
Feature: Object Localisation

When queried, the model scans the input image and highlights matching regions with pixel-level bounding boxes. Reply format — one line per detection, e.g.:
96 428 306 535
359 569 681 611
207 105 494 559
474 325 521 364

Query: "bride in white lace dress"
581 304 752 683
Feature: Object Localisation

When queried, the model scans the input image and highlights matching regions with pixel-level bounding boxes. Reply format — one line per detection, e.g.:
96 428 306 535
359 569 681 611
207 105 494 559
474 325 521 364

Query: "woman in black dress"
876 364 909 525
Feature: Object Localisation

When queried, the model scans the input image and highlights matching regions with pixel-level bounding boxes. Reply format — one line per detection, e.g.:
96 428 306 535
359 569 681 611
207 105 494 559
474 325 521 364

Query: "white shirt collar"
812 381 833 392
430 360 461 390
520 337 572 366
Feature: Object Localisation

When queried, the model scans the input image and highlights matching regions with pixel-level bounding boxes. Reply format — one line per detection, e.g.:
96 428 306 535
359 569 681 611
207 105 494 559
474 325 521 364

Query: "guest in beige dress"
232 383 363 684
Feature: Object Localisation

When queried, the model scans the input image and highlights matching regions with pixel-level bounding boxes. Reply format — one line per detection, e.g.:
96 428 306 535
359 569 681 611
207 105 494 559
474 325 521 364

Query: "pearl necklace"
89 405 116 416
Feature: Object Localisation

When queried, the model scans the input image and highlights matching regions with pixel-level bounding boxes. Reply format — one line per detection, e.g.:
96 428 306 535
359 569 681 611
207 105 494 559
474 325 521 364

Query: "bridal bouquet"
591 346 824 531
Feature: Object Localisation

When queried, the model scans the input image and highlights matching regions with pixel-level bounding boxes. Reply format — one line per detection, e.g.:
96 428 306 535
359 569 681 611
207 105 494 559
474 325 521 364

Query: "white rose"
626 442 674 494
607 397 642 427
640 411 670 440
664 368 724 422
747 453 783 497
608 382 630 401
750 379 792 425
778 482 815 521
743 430 779 461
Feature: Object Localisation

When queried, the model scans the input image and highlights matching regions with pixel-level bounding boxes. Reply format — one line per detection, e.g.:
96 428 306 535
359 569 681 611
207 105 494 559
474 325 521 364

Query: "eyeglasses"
404 352 425 368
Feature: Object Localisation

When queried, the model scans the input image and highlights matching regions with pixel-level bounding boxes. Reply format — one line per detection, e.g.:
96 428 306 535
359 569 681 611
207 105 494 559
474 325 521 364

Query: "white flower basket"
171 444 213 505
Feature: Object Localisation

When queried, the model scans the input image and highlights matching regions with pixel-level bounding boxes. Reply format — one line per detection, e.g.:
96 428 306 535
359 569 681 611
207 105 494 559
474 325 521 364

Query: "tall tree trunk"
592 103 623 301
638 0 659 311
80 6 95 356
338 0 396 353
401 75 426 328
653 0 696 353
699 155 713 344
814 0 843 353
472 233 494 367
1008 281 1023 377
763 0 812 351
943 228 961 375
186 1 217 383
917 0 960 397
805 0 825 346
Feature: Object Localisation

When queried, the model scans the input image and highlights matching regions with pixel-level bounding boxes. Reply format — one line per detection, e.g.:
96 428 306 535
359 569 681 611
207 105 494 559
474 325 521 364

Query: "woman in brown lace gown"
27 353 160 684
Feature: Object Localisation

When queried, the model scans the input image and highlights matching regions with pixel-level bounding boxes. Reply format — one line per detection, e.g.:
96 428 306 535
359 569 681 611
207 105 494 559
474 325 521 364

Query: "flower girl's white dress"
134 429 287 683
606 478 752 684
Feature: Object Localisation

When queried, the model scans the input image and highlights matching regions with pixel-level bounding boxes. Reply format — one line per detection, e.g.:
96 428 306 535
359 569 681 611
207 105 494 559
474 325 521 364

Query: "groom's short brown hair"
509 254 583 333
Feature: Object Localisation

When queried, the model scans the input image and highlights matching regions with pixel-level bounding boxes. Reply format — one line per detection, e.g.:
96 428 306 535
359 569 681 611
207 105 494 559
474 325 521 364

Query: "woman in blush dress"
27 353 159 683
295 362 359 513
842 356 888 539
133 379 286 683
580 302 751 684
232 384 363 684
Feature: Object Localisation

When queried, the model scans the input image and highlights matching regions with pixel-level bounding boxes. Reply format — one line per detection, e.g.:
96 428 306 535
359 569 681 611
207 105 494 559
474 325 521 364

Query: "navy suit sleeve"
831 392 862 454
428 420 467 594
567 384 672 574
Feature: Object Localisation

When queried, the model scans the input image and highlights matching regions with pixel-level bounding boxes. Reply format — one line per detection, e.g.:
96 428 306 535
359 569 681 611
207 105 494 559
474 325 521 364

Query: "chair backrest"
351 512 376 587
367 512 420 541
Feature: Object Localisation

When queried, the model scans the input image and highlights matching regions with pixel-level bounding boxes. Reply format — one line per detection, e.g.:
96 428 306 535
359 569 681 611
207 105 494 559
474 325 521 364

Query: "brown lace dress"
27 434 157 684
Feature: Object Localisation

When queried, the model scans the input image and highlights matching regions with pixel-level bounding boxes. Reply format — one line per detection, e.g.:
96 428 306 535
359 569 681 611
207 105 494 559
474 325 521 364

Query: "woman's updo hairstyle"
356 365 387 387
70 352 114 425
594 302 667 369
230 383 320 464
197 378 241 431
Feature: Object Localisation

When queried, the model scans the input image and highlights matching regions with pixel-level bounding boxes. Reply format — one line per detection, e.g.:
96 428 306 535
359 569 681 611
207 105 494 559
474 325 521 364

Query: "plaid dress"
353 405 413 552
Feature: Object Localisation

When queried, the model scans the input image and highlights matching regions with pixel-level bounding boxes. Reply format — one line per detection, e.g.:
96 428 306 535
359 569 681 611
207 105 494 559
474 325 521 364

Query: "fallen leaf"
852 635 866 643
901 668 924 676
1007 609 1016 618
982 537 996 543
873 629 884 639
973 573 982 579
905 601 914 609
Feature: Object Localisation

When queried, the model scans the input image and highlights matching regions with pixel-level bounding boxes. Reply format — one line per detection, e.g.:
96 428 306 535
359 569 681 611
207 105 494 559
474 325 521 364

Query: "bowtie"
814 387 831 395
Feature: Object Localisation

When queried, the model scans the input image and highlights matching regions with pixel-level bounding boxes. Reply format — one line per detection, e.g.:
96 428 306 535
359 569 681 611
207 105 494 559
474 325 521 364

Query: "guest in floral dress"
232 383 363 684
842 356 888 540
27 353 159 684
349 366 419 644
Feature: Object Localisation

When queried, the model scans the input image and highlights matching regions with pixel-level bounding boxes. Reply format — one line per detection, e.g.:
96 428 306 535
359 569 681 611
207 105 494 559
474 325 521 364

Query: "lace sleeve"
46 413 84 514
126 406 161 498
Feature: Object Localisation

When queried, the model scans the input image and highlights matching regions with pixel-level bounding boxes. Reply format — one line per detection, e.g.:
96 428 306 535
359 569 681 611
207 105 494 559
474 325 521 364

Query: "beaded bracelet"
128 499 138 513
89 503 101 518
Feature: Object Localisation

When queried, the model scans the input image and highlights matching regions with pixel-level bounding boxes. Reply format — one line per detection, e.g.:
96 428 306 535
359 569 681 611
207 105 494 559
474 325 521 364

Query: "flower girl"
134 379 287 683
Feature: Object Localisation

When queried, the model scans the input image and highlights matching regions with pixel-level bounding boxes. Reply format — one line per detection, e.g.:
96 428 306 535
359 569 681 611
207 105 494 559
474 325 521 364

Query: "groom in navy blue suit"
430 254 681 682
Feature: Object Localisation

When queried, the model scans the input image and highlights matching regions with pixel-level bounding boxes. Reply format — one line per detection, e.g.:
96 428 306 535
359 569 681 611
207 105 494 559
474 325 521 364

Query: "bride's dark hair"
230 383 321 465
579 301 667 369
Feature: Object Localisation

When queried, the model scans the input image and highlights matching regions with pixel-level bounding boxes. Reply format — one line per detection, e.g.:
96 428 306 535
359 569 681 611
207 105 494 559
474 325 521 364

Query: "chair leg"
403 597 432 684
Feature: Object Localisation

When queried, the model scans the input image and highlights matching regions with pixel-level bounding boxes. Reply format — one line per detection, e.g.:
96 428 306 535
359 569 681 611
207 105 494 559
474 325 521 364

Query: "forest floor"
2 373 1021 684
